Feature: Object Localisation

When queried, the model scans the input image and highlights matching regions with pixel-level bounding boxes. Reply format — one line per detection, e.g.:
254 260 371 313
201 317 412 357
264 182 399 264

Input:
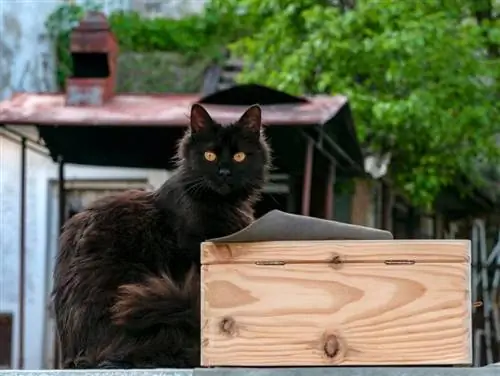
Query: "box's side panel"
201 262 470 366
201 240 470 265
466 240 473 365
200 264 207 367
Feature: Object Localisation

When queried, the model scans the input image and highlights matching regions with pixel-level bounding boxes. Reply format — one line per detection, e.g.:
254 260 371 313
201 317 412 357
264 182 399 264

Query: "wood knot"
323 334 339 358
329 254 343 270
219 317 236 336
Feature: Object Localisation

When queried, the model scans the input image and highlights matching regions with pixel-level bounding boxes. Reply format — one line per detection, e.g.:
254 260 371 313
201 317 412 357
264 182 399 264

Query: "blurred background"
0 0 499 370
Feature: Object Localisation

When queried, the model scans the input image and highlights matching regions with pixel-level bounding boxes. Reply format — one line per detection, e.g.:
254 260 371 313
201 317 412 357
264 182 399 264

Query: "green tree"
207 0 500 208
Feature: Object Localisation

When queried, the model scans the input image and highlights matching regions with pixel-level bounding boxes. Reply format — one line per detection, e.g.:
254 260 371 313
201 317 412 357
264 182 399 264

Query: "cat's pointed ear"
237 104 262 133
190 104 214 133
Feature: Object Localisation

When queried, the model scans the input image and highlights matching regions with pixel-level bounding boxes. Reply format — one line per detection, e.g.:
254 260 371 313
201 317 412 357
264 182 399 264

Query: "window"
144 0 163 15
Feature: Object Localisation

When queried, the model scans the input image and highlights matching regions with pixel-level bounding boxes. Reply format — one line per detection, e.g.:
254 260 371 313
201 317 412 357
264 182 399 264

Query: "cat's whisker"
185 183 204 197
176 178 207 202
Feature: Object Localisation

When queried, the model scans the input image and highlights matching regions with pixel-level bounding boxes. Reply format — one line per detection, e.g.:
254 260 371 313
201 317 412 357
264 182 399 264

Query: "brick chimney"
65 12 119 106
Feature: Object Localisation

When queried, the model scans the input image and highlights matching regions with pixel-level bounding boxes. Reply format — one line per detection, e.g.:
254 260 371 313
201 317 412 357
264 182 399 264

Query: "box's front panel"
201 262 470 366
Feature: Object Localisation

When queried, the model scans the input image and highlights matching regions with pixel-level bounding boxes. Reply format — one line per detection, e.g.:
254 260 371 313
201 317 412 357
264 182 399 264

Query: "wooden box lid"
201 239 471 367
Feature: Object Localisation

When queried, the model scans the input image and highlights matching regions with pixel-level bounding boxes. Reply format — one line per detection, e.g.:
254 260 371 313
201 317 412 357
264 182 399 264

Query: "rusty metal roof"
0 92 347 127
0 84 362 173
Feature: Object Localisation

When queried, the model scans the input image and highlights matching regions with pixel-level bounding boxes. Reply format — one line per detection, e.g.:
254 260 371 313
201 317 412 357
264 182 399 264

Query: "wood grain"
201 255 471 366
201 240 470 265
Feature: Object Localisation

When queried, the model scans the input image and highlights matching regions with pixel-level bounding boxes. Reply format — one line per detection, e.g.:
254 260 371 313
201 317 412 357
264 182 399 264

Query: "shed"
0 11 366 220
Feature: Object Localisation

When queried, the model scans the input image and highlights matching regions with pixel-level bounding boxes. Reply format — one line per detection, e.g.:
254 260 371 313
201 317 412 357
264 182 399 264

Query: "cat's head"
177 103 271 199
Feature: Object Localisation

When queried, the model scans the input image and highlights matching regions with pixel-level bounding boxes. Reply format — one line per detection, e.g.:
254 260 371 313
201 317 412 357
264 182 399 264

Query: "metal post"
18 138 27 369
286 178 297 214
405 207 416 239
324 161 336 220
52 158 65 369
301 139 314 216
58 158 66 231
382 183 394 232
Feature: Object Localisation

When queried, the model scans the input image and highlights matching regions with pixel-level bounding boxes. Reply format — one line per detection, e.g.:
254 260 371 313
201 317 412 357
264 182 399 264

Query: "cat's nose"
218 168 232 177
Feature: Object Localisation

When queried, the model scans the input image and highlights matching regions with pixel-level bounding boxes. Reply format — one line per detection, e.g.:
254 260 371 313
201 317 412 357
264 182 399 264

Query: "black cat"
52 104 271 369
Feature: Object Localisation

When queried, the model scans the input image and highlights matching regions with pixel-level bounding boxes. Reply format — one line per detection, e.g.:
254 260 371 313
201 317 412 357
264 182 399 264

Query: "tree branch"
474 0 499 58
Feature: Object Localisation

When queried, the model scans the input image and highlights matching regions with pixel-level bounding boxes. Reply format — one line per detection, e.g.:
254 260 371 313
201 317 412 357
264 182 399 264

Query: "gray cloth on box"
208 209 393 243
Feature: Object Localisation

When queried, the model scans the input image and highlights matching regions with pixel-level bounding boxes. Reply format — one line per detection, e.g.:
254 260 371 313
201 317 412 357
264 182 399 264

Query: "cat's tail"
110 267 199 332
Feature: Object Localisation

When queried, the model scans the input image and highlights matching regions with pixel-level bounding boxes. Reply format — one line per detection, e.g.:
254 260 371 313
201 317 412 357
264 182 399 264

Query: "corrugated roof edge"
0 91 347 127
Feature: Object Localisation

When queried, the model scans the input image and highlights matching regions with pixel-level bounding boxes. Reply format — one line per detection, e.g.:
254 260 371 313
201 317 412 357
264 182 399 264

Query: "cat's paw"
97 360 134 369
63 356 95 369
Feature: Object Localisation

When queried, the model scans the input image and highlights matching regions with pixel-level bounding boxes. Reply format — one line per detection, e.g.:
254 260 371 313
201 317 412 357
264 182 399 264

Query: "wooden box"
201 240 471 366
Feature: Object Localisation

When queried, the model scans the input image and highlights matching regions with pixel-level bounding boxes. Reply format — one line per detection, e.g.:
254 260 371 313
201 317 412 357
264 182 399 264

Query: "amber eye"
233 152 246 162
204 151 217 162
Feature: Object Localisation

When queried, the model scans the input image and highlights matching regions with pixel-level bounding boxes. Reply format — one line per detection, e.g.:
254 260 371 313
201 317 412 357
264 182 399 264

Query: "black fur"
52 104 271 368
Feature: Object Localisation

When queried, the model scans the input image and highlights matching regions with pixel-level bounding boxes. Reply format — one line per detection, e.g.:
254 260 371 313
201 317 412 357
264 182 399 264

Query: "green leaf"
202 0 500 208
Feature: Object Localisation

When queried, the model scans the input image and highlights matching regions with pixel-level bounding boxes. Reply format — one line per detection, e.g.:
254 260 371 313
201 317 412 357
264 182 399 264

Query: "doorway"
0 313 13 369
43 179 150 368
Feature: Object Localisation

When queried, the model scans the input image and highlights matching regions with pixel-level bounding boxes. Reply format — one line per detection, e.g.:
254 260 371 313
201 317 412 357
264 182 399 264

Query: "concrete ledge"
1 367 500 376
196 367 500 376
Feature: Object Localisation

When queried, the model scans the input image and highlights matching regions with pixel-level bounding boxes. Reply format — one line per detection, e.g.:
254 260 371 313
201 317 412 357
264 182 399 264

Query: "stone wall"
116 52 210 93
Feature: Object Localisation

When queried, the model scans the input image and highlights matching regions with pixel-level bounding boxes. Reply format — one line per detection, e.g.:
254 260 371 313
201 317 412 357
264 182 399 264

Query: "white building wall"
0 131 171 369
130 0 207 18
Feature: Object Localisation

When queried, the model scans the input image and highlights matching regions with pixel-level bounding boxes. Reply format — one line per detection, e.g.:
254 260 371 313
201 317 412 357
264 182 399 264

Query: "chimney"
65 12 119 106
